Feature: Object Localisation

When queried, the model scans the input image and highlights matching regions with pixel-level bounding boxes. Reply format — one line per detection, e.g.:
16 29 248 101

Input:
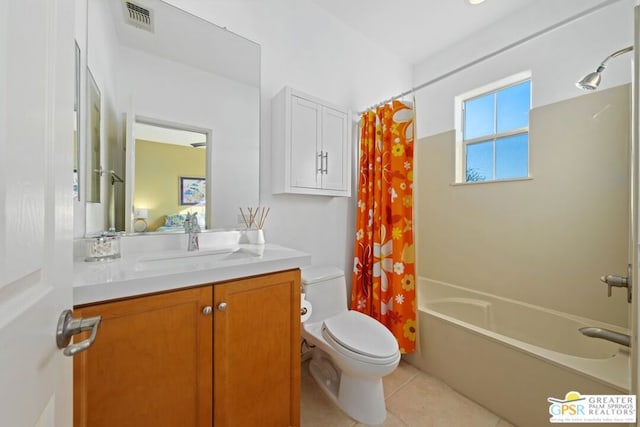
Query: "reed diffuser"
239 206 270 244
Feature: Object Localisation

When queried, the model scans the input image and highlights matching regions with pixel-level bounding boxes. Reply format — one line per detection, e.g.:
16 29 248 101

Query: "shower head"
576 46 633 91
576 69 603 91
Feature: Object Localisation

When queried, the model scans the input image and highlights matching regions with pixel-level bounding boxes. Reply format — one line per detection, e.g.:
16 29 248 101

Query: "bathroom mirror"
85 0 260 233
73 42 80 201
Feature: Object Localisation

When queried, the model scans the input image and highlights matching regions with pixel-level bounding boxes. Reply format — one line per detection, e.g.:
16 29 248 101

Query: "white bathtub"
404 278 631 427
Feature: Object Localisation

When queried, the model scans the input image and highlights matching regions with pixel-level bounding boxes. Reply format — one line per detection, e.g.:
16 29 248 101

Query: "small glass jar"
85 234 121 262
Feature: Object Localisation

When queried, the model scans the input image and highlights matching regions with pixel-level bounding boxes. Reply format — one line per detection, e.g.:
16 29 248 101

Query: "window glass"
466 141 493 182
496 80 530 133
464 93 494 140
495 134 528 180
458 74 531 183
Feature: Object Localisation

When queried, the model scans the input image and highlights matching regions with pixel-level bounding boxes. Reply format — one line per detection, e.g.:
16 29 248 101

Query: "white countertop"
73 243 311 305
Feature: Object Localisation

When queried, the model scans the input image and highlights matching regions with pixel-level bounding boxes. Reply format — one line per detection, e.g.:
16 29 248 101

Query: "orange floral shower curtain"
352 100 416 354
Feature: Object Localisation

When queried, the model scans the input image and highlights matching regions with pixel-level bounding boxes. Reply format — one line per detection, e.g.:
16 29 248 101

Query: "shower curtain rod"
358 0 620 115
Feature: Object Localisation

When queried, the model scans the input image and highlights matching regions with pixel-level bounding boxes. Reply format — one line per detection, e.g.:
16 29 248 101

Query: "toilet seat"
321 311 399 365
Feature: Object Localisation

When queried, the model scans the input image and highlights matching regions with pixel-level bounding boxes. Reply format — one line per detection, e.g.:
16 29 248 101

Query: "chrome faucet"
579 327 630 347
185 212 200 251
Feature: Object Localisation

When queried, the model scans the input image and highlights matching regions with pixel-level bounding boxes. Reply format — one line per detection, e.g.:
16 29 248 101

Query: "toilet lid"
322 311 399 358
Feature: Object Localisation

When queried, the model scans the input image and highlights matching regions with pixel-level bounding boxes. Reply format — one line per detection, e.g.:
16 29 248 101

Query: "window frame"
454 71 532 184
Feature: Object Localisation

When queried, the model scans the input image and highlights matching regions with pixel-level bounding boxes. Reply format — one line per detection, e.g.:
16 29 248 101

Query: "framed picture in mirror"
180 177 206 206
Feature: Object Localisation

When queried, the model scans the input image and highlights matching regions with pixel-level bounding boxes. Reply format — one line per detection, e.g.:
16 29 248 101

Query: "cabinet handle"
316 151 323 173
217 302 228 312
202 306 213 315
322 152 328 174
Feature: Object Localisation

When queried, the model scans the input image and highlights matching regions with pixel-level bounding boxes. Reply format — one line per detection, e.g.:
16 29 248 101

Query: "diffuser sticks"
239 206 270 229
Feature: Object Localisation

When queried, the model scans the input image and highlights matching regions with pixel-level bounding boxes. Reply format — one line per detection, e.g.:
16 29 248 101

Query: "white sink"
135 247 259 271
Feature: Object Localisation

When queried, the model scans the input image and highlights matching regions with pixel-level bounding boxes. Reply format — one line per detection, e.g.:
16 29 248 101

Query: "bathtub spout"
579 327 630 347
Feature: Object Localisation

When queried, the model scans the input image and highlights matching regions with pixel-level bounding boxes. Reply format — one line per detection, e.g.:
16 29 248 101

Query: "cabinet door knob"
202 306 213 315
217 302 227 312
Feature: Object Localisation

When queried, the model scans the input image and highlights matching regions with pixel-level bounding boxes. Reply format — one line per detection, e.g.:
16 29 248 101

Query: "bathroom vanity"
72 236 309 427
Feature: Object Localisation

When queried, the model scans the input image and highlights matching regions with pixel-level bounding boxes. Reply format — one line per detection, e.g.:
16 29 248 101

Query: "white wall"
163 0 413 283
413 0 634 138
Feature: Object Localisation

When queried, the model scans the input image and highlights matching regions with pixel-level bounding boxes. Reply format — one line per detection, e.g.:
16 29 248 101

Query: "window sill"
450 176 533 186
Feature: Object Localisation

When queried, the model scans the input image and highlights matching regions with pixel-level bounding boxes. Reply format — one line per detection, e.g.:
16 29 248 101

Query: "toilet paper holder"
300 293 312 322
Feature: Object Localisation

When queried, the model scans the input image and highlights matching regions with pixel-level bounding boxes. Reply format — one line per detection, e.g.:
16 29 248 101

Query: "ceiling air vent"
123 1 154 33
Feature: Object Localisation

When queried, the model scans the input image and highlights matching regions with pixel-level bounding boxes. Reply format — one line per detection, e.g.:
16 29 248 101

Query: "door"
633 4 640 420
0 0 75 425
73 287 212 427
213 270 301 427
321 106 349 191
124 109 136 233
291 95 321 189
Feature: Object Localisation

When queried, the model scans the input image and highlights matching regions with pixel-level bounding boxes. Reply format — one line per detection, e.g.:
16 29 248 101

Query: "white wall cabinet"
272 87 351 197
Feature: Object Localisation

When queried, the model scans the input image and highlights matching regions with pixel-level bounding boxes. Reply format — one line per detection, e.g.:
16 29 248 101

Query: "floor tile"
301 359 506 427
384 371 500 427
300 365 355 427
353 411 408 427
382 360 420 398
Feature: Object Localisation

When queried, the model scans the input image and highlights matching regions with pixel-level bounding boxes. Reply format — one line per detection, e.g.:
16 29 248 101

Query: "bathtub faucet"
600 267 631 303
579 327 630 347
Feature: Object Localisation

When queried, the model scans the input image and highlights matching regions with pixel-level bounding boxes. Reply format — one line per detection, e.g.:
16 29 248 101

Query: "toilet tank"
301 266 348 323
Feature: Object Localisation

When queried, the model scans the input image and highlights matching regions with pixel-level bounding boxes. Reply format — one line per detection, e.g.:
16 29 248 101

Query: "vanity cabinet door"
213 269 301 427
73 286 213 427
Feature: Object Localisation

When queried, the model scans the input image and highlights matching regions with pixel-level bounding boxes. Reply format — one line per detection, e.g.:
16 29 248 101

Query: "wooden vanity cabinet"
73 285 213 427
73 269 301 427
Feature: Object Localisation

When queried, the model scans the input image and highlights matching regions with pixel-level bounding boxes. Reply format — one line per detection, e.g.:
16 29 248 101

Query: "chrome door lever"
56 309 101 356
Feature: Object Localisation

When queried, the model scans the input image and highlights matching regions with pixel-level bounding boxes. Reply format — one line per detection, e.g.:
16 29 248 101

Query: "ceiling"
135 122 207 147
309 0 545 64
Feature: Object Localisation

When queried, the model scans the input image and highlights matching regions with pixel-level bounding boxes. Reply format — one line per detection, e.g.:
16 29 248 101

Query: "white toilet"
301 266 401 426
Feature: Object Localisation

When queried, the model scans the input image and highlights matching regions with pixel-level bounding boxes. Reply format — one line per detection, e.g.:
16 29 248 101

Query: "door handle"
316 152 323 173
56 309 101 356
322 152 328 174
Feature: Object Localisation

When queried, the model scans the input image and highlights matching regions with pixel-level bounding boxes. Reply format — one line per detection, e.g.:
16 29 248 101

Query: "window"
455 72 531 183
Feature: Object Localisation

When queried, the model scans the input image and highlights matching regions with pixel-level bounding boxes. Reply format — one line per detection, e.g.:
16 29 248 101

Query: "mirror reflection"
132 121 207 232
86 69 101 203
84 0 260 234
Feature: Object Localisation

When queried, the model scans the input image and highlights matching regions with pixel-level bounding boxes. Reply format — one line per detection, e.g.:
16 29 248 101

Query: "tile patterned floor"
301 360 516 427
